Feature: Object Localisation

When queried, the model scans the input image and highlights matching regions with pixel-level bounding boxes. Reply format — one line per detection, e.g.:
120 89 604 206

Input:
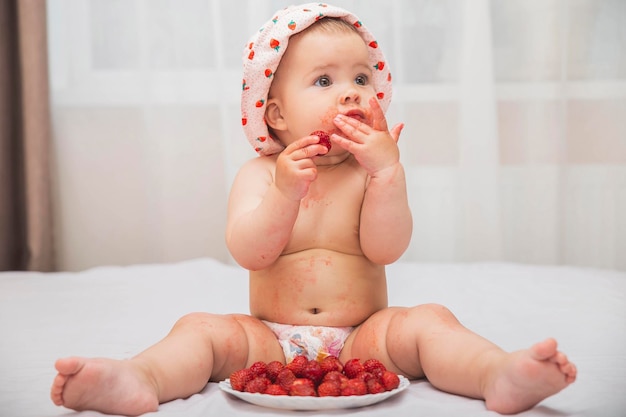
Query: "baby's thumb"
390 123 404 143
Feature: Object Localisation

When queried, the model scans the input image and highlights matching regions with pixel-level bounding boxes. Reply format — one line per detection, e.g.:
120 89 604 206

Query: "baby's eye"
355 74 369 86
315 76 332 87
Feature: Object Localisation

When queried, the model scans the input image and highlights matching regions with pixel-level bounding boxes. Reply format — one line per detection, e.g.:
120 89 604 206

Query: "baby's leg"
50 313 283 416
341 304 576 415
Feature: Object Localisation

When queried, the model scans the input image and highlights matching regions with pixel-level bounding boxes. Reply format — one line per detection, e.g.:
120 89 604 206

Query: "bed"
1 258 624 417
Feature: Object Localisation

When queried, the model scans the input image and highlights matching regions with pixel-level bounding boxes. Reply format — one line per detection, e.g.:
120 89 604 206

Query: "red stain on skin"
318 107 340 136
318 105 373 133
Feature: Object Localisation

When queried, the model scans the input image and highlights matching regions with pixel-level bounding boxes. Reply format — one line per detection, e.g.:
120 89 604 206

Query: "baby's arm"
226 136 328 270
360 159 412 264
332 98 412 264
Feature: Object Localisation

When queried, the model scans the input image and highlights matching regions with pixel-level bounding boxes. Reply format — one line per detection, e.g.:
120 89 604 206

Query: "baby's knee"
409 303 459 324
172 312 224 330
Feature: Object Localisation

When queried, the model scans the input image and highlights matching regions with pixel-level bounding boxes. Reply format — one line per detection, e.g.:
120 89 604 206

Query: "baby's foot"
50 357 159 416
484 338 577 414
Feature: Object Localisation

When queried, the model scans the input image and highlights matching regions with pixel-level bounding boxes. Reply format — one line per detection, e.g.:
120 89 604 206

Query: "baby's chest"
290 175 365 246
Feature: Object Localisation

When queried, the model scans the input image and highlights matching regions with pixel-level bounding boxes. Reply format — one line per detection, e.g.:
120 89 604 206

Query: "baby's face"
268 28 377 149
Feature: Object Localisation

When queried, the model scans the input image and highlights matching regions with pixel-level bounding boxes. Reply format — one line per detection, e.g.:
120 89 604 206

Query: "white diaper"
262 320 353 362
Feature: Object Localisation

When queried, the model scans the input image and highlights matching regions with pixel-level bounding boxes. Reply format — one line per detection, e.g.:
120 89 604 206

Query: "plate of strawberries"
219 355 410 410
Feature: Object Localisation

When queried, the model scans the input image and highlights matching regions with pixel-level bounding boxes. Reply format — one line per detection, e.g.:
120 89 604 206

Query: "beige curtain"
0 0 54 271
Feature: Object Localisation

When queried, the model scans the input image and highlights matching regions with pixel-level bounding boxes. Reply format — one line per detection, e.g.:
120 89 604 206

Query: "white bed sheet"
1 259 624 417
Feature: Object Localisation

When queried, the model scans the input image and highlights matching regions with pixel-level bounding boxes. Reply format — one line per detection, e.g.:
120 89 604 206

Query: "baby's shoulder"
239 154 277 172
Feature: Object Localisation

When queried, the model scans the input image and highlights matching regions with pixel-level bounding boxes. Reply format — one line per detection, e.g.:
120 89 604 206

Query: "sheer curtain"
46 0 626 271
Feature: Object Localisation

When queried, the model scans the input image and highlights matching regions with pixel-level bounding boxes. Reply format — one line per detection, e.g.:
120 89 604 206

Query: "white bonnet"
241 2 393 155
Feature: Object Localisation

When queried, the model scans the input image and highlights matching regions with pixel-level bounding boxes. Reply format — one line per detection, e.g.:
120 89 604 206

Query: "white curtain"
47 0 626 271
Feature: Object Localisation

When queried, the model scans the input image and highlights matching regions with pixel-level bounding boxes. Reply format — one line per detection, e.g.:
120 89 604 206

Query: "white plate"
219 375 410 410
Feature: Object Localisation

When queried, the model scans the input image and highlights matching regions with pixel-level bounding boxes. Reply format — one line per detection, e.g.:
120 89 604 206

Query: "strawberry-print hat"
241 2 393 156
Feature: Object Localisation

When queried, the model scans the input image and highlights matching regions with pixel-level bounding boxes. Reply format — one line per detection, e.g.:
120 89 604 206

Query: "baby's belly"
249 249 388 327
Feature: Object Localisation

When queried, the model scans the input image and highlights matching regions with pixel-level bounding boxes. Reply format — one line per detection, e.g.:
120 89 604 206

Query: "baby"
50 3 576 415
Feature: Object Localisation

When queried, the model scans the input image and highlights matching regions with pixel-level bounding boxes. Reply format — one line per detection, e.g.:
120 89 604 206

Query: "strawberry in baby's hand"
310 130 331 151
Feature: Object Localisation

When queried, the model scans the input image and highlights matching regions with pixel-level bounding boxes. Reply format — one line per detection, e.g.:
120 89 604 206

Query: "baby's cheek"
319 107 339 133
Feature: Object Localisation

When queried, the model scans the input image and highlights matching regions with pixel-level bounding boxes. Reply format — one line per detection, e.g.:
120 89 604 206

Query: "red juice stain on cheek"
318 107 340 134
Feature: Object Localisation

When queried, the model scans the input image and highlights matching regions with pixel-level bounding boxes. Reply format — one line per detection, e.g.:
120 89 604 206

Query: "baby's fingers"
369 97 389 132
286 136 329 159
390 123 404 143
333 114 369 143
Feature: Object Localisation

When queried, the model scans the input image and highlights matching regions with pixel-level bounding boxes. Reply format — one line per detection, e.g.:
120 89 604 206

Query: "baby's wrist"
369 161 403 181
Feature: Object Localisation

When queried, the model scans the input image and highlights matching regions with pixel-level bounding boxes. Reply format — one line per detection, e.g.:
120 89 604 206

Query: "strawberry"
317 380 341 397
381 370 400 391
343 358 364 379
244 376 270 393
310 130 331 151
249 361 268 378
289 378 316 396
341 379 368 396
356 371 376 384
369 40 379 49
265 384 288 396
367 379 386 394
322 370 349 389
266 361 284 382
275 368 296 392
363 358 386 379
285 355 308 377
229 368 254 392
288 20 296 30
301 360 324 385
320 356 343 374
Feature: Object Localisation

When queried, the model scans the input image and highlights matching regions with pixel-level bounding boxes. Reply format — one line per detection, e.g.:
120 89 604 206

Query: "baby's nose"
340 88 360 104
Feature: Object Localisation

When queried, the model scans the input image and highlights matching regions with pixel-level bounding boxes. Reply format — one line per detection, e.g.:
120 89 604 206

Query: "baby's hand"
274 136 329 201
332 97 404 177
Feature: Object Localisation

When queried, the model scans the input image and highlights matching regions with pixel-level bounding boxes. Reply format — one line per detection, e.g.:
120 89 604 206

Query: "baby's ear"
264 99 287 132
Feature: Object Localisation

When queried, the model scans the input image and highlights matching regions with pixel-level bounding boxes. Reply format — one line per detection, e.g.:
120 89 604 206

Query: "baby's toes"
562 362 577 382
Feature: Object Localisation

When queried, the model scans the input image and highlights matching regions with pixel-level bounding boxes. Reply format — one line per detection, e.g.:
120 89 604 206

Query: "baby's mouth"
344 109 367 123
